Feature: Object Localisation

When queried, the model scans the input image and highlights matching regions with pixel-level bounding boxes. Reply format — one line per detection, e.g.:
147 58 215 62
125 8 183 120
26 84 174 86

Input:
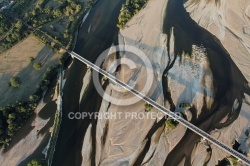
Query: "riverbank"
0 76 58 166
45 68 63 166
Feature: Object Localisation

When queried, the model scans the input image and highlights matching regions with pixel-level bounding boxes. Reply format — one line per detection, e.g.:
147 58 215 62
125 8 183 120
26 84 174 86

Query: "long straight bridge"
68 50 250 165
4 9 250 165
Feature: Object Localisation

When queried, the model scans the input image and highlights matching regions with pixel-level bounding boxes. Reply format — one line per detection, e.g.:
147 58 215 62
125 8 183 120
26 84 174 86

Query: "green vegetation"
33 62 42 70
117 0 147 29
9 77 21 88
228 156 239 166
1 20 28 51
23 0 83 47
0 100 37 147
0 65 59 148
27 159 43 166
29 57 35 62
10 0 36 16
0 13 11 36
144 103 153 112
102 75 108 81
58 53 69 65
165 119 178 129
179 102 191 109
45 68 63 165
46 106 62 165
0 0 94 53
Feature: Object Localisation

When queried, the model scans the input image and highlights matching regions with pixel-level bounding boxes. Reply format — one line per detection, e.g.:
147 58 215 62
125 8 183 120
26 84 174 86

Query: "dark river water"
52 0 125 165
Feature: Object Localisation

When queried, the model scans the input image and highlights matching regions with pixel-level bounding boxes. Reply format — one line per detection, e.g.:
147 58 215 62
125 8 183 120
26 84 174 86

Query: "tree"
53 9 62 17
117 0 148 29
29 57 35 62
10 77 21 88
69 16 74 22
15 21 22 29
29 95 39 103
63 32 69 38
44 7 51 14
144 103 153 112
33 63 42 70
70 2 77 8
8 113 16 119
75 4 82 13
27 159 43 166
165 119 178 129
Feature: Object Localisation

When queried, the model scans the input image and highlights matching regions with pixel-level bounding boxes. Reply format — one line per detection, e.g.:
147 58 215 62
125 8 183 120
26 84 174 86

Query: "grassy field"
0 0 96 105
0 35 60 106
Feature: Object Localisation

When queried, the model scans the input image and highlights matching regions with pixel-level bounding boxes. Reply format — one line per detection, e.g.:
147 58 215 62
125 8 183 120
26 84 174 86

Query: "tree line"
0 65 60 148
0 13 11 36
117 0 147 29
1 19 29 50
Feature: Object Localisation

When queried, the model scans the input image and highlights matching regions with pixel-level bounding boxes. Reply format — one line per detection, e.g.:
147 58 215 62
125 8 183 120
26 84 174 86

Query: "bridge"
68 50 250 165
4 10 250 165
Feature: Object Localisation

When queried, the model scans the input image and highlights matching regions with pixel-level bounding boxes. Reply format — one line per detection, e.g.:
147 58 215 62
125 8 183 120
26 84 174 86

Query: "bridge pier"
70 53 91 68
70 53 75 59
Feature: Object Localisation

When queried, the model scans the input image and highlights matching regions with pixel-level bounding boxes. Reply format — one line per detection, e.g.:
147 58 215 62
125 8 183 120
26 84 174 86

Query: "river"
51 0 125 165
51 0 250 165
